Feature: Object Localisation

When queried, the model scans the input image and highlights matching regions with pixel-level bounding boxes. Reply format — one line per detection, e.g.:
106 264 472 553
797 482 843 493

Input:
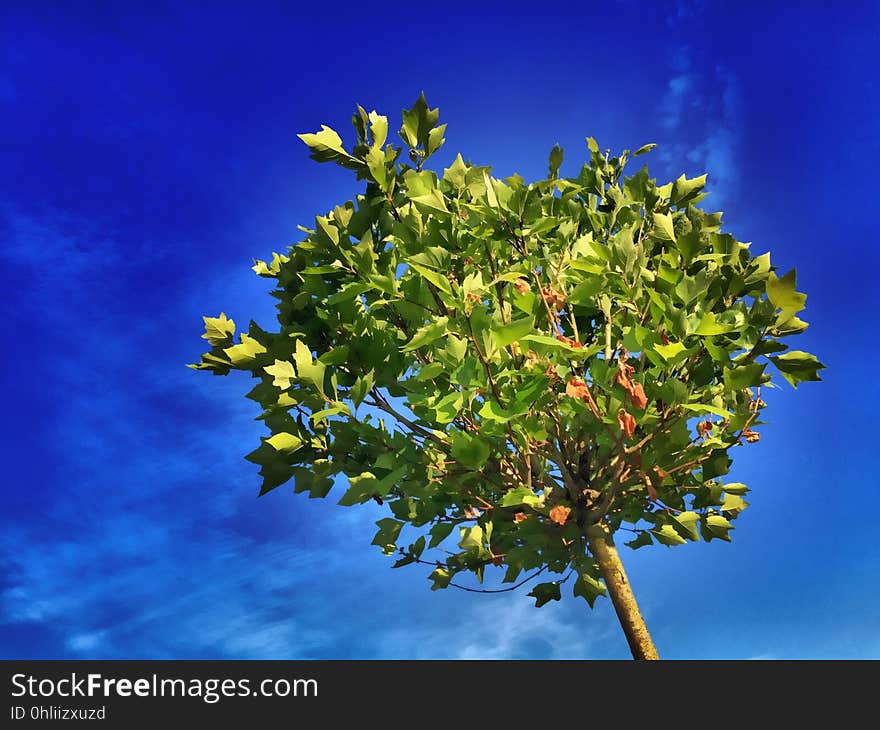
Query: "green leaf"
408 262 453 294
293 340 327 397
652 212 676 242
371 518 404 555
433 390 463 423
427 123 447 156
528 581 562 607
443 153 468 189
428 522 455 548
402 169 436 197
721 493 749 518
429 567 452 590
400 92 440 150
266 432 303 455
482 170 499 208
567 277 604 305
675 270 709 305
670 173 707 207
367 110 388 149
338 472 380 506
445 335 468 362
746 252 772 283
772 314 809 336
702 451 732 480
653 341 687 362
586 137 599 154
245 439 299 495
521 334 591 354
450 433 491 470
202 312 236 345
491 317 534 348
311 403 349 423
694 312 733 336
723 482 750 495
652 524 687 546
672 511 700 541
366 146 390 191
548 144 564 179
499 486 543 508
679 402 733 418
478 398 531 422
657 378 689 405
222 333 267 366
350 370 375 408
702 514 734 542
410 188 450 214
625 531 653 550
770 351 826 388
632 143 656 156
573 573 606 607
414 362 445 381
723 362 767 390
402 317 450 352
264 359 296 390
297 125 362 169
766 269 806 316
676 230 701 266
459 525 484 553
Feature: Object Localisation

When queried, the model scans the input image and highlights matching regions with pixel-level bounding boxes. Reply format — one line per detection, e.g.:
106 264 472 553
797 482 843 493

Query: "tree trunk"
587 523 659 660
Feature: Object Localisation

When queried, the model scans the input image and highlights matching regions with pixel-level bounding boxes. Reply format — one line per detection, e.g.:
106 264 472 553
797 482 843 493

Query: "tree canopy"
190 94 824 613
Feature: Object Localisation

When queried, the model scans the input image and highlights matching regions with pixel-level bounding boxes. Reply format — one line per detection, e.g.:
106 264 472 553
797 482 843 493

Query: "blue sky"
2 0 878 659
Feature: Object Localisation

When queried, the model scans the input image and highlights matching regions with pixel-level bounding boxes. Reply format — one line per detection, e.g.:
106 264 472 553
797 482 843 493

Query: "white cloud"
657 40 742 206
662 74 696 130
375 590 619 660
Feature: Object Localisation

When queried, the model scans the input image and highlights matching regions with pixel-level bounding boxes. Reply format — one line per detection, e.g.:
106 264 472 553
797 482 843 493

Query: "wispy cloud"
375 593 618 659
3 206 617 660
0 206 334 658
657 39 742 206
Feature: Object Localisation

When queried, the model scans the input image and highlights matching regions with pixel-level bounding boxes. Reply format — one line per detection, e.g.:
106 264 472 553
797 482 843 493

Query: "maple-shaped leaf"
264 359 296 389
202 312 236 345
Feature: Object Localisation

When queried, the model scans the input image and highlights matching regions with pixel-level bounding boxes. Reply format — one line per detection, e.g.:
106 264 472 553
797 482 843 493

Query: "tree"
190 94 824 660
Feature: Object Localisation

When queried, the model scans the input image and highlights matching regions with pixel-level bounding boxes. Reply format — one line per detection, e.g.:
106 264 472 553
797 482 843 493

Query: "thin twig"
449 565 550 594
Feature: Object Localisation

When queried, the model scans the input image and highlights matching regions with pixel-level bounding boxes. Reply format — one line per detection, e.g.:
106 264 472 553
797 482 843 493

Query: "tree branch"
366 389 446 447
464 314 505 406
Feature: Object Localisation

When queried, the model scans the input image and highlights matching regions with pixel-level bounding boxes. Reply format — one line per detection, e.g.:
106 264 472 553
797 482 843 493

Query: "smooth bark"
588 523 660 660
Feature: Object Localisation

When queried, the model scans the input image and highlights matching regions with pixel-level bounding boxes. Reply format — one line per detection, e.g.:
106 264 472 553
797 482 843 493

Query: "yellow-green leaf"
202 312 236 345
652 211 676 242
